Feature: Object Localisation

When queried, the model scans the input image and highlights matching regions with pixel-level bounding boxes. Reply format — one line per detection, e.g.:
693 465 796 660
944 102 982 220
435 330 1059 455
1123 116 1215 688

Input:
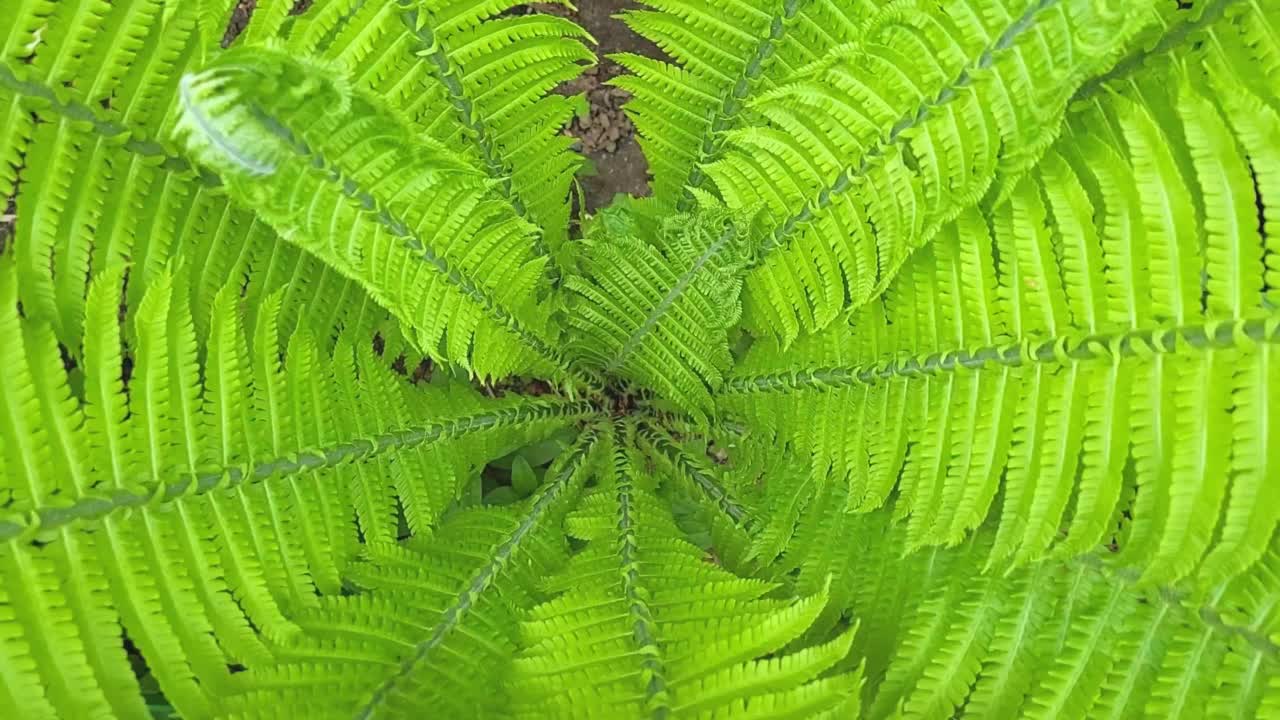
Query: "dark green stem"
1075 554 1279 659
0 64 217 184
643 428 755 530
0 401 595 543
1075 0 1242 100
605 224 738 375
677 0 810 211
611 426 671 719
725 314 1280 395
397 4 519 207
396 2 562 278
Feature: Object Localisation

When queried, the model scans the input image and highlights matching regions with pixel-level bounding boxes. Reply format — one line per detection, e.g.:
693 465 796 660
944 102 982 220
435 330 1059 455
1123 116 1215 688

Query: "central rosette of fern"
563 202 756 420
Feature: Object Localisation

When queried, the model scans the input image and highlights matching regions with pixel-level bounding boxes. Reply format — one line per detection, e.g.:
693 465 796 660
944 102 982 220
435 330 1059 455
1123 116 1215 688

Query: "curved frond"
277 0 594 252
0 0 395 357
177 47 581 381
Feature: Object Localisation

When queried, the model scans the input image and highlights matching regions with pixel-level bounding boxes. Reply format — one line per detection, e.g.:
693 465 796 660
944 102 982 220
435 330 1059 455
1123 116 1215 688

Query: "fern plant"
1 0 1277 717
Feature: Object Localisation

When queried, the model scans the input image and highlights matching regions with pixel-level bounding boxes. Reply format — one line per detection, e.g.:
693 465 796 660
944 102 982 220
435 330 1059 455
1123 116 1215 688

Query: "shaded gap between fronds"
353 426 601 720
642 426 755 531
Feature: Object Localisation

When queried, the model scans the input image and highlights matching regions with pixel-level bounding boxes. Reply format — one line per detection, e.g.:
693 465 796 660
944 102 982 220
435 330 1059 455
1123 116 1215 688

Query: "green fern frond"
0 260 590 718
719 31 1280 586
4 0 1279 716
705 0 1164 344
236 0 296 47
728 500 1280 719
507 421 863 719
613 0 864 207
641 427 760 534
932 525 1280 720
0 0 394 356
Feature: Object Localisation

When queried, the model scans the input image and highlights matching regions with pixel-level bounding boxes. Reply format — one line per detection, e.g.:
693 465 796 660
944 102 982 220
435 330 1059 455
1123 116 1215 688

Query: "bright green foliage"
1 0 392 356
725 490 1280 720
1 0 1278 718
213 434 598 719
0 258 590 718
719 5 1280 588
713 0 1164 344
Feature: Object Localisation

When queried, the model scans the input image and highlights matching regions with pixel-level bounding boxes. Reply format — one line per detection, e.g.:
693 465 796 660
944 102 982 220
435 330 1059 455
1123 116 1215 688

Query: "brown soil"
222 1 254 48
520 2 659 214
223 0 313 48
561 58 651 215
557 1 660 213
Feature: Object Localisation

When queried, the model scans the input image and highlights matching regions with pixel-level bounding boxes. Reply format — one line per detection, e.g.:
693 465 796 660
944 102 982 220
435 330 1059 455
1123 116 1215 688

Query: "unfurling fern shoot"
0 0 1277 718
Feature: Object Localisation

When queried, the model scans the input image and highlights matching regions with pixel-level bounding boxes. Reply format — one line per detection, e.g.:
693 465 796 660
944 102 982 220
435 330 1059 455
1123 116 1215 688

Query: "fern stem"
397 4 518 204
724 313 1280 394
0 401 595 543
605 224 738 375
1074 553 1279 659
756 0 1062 259
396 2 558 274
676 0 810 212
354 428 599 720
1075 0 1243 100
611 424 672 718
0 64 216 184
